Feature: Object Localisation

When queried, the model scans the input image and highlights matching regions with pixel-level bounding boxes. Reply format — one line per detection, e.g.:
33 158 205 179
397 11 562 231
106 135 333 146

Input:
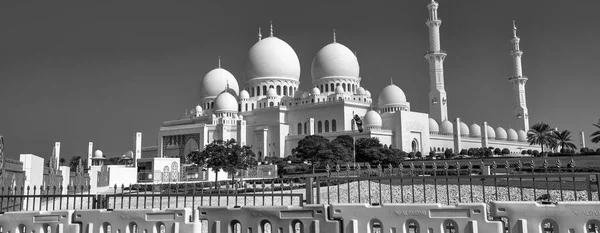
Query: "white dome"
517 130 527 141
459 122 470 136
294 90 305 98
311 42 359 81
93 150 103 158
486 125 496 138
311 87 321 95
365 90 371 98
335 85 344 94
429 118 439 133
239 90 250 99
246 37 300 80
363 110 382 128
496 127 507 140
507 128 518 141
266 88 277 97
356 87 366 95
214 91 238 112
195 105 202 113
378 84 407 107
470 124 481 137
440 120 453 134
200 68 239 98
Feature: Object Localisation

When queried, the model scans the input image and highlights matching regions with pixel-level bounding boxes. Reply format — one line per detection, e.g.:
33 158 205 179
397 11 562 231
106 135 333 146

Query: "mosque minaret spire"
270 20 274 37
258 26 262 41
425 0 448 123
509 21 530 131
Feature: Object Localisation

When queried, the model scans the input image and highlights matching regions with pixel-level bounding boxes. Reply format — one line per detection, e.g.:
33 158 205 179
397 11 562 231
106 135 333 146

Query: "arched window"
330 83 334 91
252 103 255 110
263 86 267 95
332 119 337 132
269 102 274 107
290 86 293 96
103 223 112 233
587 220 600 233
261 220 272 233
325 84 329 92
325 120 329 132
406 219 419 233
541 219 558 233
211 102 214 109
371 219 382 233
320 85 324 92
298 123 302 135
251 88 255 97
318 121 322 133
304 122 307 134
256 86 261 96
129 222 138 233
443 220 458 233
277 85 281 95
283 86 288 96
231 221 242 233
245 103 248 111
292 220 303 233
311 99 314 103
238 104 241 112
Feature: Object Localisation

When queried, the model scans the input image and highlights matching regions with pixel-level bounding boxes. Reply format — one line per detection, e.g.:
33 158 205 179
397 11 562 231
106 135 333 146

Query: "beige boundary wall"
0 202 599 233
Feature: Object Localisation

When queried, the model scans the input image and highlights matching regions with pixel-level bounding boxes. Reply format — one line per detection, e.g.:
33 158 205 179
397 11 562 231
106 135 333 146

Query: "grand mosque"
143 1 537 160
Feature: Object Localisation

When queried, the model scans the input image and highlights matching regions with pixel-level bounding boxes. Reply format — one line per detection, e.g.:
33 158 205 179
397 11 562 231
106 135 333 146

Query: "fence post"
305 177 313 204
95 194 106 209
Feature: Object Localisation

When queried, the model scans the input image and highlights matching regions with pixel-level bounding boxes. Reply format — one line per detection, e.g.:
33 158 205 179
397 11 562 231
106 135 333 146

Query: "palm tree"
552 130 577 151
591 119 600 143
527 122 555 154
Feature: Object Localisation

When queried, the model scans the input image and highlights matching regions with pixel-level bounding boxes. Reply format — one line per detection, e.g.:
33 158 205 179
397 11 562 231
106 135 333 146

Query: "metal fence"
0 159 599 213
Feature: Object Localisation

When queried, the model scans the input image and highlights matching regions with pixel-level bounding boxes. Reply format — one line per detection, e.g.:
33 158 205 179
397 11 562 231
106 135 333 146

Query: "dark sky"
1 1 599 161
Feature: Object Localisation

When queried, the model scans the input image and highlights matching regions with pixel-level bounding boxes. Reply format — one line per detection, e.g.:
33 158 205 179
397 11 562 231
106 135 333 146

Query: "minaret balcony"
508 75 528 81
424 50 446 56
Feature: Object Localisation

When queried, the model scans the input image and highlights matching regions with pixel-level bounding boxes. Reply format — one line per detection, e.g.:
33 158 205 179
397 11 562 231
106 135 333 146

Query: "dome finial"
512 20 517 38
218 56 221 68
269 20 274 37
333 29 336 43
390 77 393 85
258 26 262 41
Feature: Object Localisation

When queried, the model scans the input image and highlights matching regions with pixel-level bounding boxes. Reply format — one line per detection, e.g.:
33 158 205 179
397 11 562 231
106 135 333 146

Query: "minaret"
509 21 530 131
425 0 448 123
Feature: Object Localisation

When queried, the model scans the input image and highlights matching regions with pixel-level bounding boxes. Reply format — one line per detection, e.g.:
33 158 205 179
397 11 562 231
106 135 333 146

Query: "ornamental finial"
390 77 393 85
270 20 273 37
218 56 221 68
333 29 336 43
512 20 517 38
258 26 262 41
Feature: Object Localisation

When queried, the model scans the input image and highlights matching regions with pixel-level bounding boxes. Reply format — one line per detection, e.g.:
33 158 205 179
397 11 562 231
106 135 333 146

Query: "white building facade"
147 1 538 160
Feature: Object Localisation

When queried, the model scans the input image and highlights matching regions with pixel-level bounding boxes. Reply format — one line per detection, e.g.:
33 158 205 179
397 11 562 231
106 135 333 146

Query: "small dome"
200 68 239 98
246 37 301 80
294 90 305 98
335 85 344 94
311 42 359 81
214 91 238 112
365 90 371 98
486 125 496 138
93 150 103 158
311 87 321 95
301 92 310 98
239 90 250 99
470 124 481 137
266 88 277 97
440 120 453 134
195 105 202 113
459 122 470 136
507 128 518 141
496 127 507 140
356 87 366 95
429 118 439 133
517 129 527 141
378 84 407 107
363 110 382 128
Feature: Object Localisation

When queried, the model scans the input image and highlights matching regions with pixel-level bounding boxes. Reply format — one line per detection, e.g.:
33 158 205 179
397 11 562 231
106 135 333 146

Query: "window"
330 83 334 91
318 121 322 133
277 85 281 95
251 88 255 97
231 221 242 233
292 221 303 233
304 122 307 134
269 102 274 107
263 86 267 95
252 103 255 110
261 221 272 233
297 123 302 134
325 84 329 92
245 103 248 111
541 219 557 233
332 119 337 132
325 120 329 132
283 86 288 96
443 220 458 233
406 220 419 233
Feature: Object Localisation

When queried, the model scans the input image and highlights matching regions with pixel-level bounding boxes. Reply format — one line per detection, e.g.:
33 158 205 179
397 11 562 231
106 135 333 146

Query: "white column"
481 122 489 148
54 142 61 169
87 142 93 169
453 118 462 153
581 131 586 149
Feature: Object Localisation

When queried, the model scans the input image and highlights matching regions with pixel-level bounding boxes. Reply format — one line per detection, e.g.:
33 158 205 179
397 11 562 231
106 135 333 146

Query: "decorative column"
509 21 530 131
453 118 462 153
481 122 489 148
87 142 93 169
308 118 315 135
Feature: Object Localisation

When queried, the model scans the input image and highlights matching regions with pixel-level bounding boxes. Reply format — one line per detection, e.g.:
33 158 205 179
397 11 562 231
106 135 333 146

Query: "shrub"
408 152 415 159
502 148 510 155
521 150 527 155
532 150 540 156
444 149 453 159
581 147 589 153
459 149 467 155
415 151 422 159
429 151 436 158
493 148 502 155
527 149 533 155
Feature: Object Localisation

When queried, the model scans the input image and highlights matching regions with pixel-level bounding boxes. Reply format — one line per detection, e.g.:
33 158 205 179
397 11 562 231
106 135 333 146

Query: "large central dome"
246 37 300 80
311 42 359 81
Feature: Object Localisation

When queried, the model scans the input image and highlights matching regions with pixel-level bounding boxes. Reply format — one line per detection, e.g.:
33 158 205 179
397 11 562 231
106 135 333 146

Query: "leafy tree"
188 139 256 183
69 156 83 172
444 149 452 159
580 147 589 153
493 148 502 155
59 158 65 166
527 122 555 154
484 148 493 157
501 148 510 155
527 149 533 155
552 129 577 151
355 137 383 163
532 150 540 157
459 149 467 155
331 135 355 162
468 148 476 156
521 150 527 155
597 148 600 153
292 135 337 173
408 152 415 159
590 119 600 144
429 151 436 158
415 151 422 159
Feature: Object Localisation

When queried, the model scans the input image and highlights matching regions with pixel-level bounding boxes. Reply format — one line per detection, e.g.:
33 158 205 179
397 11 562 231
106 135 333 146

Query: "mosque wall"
429 135 454 152
343 105 369 131
395 111 431 153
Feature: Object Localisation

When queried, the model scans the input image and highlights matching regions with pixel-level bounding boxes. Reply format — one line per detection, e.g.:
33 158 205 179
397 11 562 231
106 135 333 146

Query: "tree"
59 158 65 166
459 149 467 155
292 135 335 173
501 148 510 155
444 149 452 159
188 139 257 184
331 135 355 162
355 137 384 163
415 151 422 160
590 119 600 143
429 151 436 158
493 148 502 155
521 150 526 155
69 156 82 172
527 149 533 155
532 150 540 157
527 122 555 154
552 129 577 151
